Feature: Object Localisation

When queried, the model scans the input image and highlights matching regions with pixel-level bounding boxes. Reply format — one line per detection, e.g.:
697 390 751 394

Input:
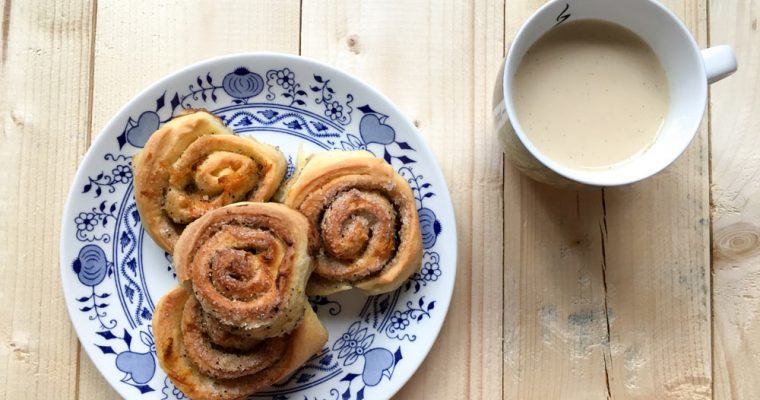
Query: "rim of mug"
502 0 708 187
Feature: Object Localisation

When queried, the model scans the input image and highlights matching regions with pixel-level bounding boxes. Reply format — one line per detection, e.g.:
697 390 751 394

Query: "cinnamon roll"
173 202 315 336
133 110 287 252
154 287 327 400
153 202 326 399
277 150 423 295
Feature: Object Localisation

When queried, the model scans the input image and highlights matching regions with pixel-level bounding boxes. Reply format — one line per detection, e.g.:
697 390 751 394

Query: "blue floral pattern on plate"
60 54 456 400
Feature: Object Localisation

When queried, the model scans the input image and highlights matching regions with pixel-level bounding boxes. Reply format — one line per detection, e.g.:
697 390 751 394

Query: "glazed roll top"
278 150 423 295
133 110 287 252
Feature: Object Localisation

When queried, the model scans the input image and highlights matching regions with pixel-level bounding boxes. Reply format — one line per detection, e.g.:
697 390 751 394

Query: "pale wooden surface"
710 1 760 399
0 0 757 399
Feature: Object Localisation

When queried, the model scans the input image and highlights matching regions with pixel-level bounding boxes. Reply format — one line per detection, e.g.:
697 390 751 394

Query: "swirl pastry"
278 150 423 295
154 287 327 400
173 202 315 335
154 202 326 400
133 110 287 252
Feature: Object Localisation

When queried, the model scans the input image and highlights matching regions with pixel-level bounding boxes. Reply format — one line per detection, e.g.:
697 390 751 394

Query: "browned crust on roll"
153 287 327 400
133 109 287 253
279 150 423 295
173 202 315 336
180 295 288 380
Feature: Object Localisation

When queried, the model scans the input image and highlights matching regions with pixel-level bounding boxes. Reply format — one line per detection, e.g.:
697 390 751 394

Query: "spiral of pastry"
278 150 423 295
154 203 326 400
173 202 315 336
154 287 327 400
133 110 287 252
181 294 287 379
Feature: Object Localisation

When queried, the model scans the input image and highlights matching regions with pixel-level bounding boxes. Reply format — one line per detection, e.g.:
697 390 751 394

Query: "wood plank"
503 0 711 398
502 1 610 398
709 0 760 398
502 180 609 398
79 1 301 398
300 1 505 398
603 1 711 398
0 0 95 399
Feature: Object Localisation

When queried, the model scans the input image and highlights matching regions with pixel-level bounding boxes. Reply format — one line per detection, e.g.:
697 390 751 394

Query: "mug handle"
701 45 737 84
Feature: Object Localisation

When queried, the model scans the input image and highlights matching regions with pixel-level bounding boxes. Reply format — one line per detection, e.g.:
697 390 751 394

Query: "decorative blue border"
68 64 445 399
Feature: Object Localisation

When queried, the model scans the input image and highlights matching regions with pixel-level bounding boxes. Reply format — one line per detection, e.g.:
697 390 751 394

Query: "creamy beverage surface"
513 19 670 170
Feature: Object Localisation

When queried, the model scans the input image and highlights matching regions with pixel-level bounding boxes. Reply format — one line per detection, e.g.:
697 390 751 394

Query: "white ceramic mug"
493 0 737 187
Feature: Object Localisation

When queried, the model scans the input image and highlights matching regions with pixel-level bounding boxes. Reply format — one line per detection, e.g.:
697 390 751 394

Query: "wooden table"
1 0 758 398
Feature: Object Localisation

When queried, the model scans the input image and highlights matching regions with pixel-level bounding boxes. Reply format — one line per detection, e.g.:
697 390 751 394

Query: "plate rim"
59 52 458 400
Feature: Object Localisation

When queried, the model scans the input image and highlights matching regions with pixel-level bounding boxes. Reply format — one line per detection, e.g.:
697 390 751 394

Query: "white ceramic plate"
60 53 456 400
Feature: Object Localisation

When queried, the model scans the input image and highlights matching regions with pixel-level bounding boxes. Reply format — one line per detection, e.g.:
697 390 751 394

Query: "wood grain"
502 2 611 398
603 1 712 397
503 1 711 398
78 1 301 398
709 0 760 398
301 1 505 398
503 179 609 398
3 0 760 398
0 0 94 399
